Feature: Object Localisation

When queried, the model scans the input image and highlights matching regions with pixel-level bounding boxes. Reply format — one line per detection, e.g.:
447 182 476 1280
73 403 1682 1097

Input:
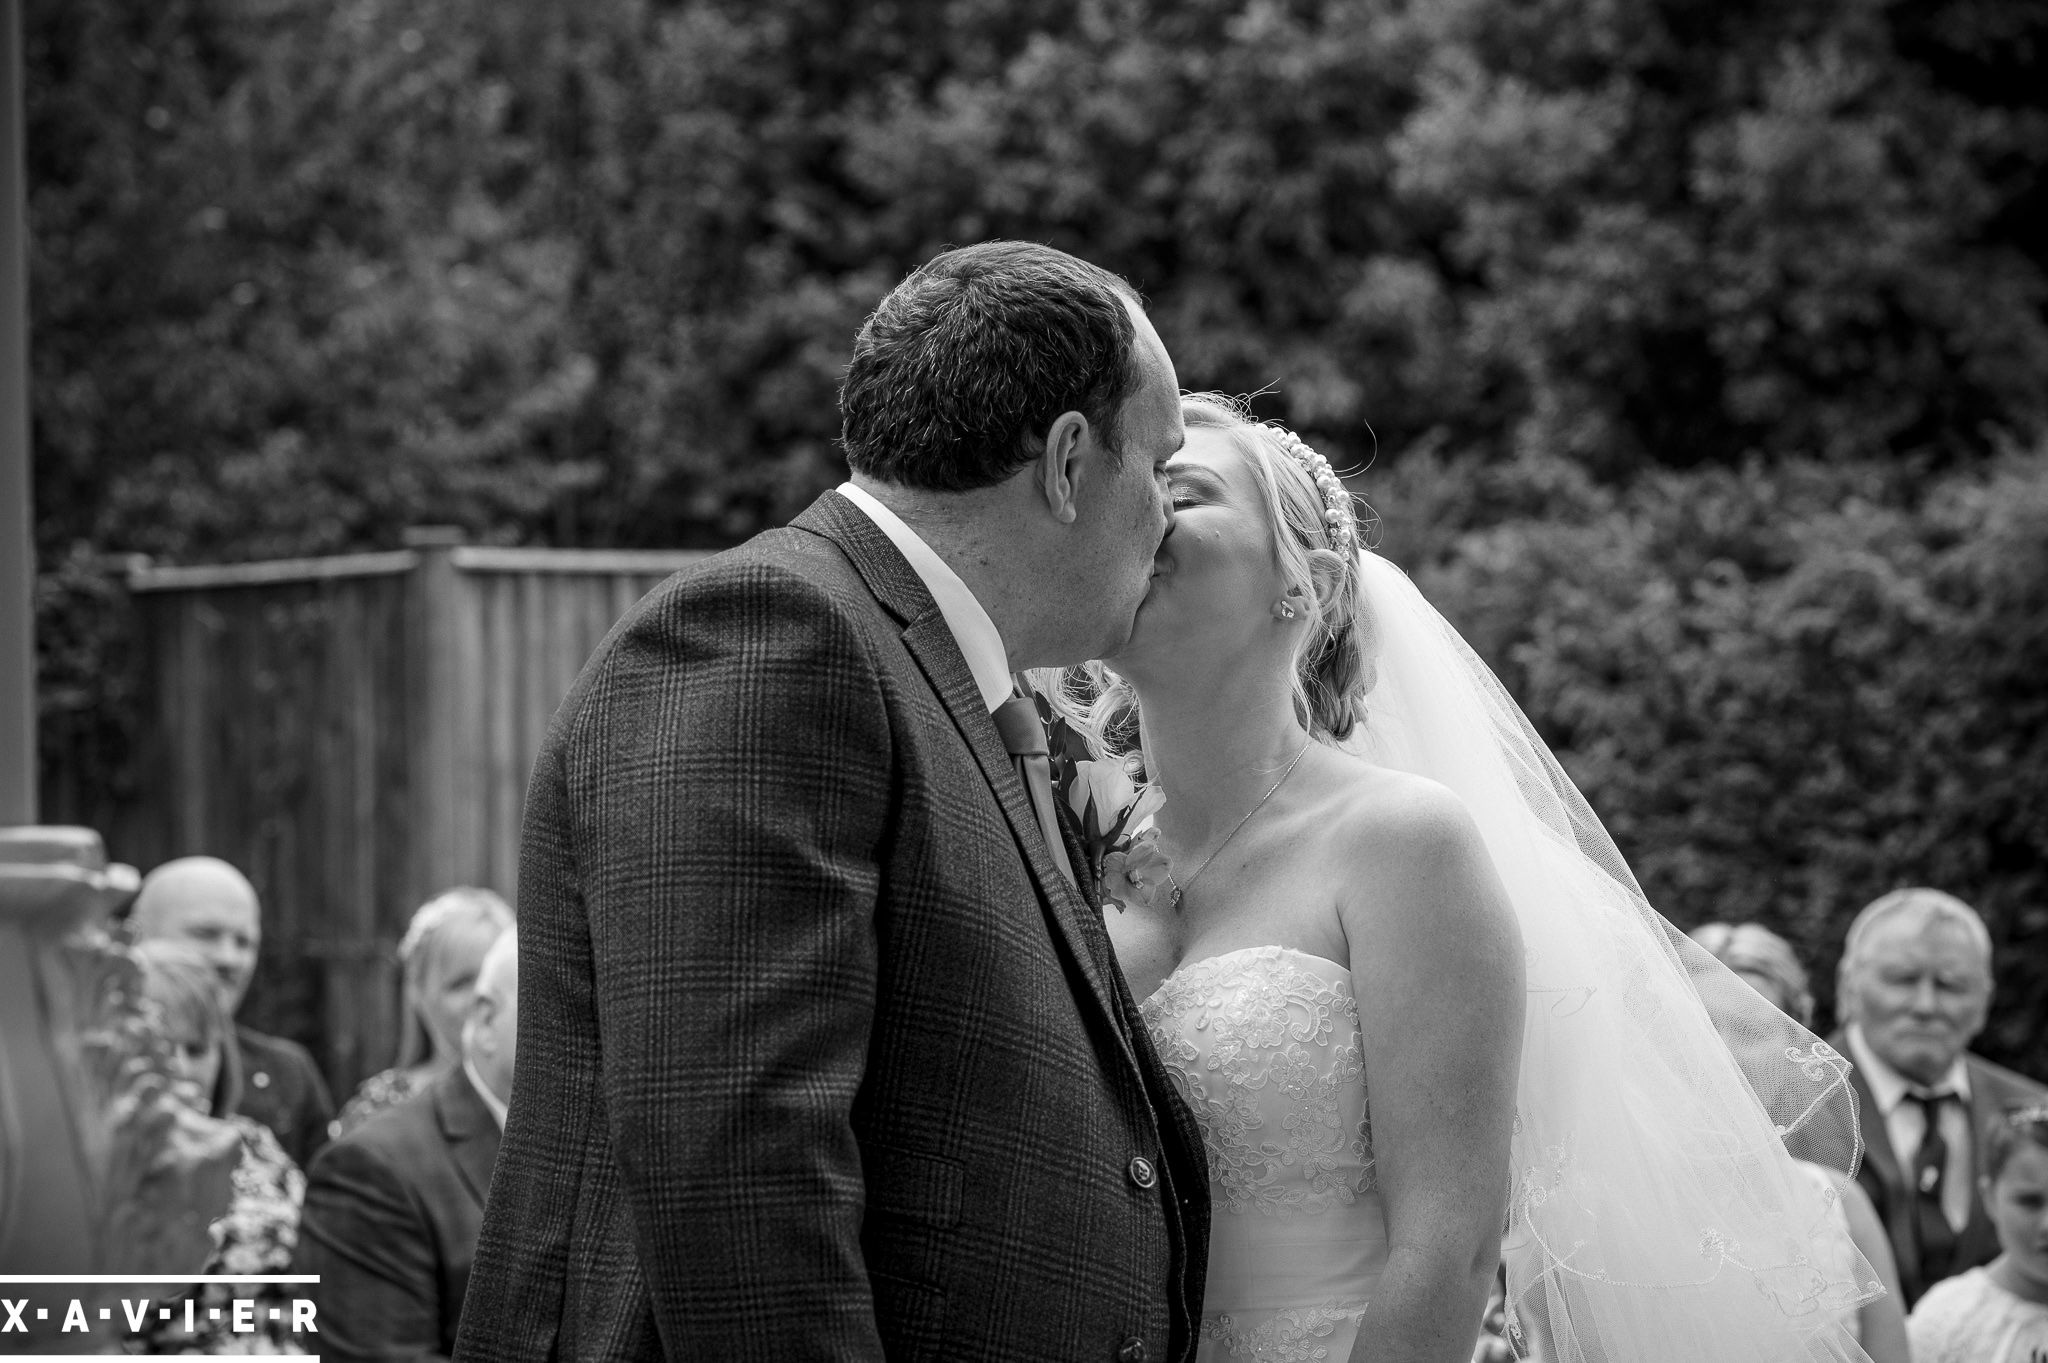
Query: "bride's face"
1114 425 1291 674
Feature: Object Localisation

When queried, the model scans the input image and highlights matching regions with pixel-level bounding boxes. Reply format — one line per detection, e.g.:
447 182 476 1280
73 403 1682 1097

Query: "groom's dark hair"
839 241 1144 491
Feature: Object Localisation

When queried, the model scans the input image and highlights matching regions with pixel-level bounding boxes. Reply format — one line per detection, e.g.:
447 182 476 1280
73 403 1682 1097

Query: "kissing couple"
457 243 1883 1362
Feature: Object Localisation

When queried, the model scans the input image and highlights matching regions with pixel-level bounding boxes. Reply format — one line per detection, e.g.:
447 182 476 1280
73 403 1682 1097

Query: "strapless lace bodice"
1141 946 1385 1362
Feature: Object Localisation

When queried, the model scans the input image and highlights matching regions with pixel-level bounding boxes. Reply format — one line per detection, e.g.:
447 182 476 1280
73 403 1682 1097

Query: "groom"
456 242 1209 1362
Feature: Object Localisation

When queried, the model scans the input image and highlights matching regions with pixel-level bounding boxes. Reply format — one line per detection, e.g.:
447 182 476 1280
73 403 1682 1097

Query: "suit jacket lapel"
1834 1031 1919 1293
1959 1058 2009 1264
889 598 1209 1299
437 1067 504 1209
791 493 1131 1046
1055 793 1103 914
1846 1053 1903 1199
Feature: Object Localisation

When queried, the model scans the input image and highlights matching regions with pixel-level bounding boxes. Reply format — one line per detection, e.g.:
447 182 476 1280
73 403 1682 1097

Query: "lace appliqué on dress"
1203 1301 1370 1363
1139 946 1374 1216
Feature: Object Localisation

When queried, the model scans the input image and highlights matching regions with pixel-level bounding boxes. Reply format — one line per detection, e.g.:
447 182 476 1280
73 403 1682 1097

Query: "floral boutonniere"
1040 705 1172 913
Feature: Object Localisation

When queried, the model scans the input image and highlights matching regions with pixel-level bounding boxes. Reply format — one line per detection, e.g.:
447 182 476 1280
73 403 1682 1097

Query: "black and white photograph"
1 0 2044 1358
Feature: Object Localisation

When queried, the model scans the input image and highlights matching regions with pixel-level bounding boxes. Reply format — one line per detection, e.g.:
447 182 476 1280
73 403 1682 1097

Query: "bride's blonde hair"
1048 393 1377 763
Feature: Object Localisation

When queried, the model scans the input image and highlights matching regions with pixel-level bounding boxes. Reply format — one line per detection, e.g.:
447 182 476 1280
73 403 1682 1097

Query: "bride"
1064 394 1882 1363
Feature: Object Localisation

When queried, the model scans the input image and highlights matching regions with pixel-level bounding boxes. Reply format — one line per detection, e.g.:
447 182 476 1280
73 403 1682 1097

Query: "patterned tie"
990 681 1079 891
1909 1091 1960 1284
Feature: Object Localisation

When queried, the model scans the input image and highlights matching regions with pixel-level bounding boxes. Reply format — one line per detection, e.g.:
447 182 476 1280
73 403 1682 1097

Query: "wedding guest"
295 930 517 1362
1690 920 1911 1362
1828 887 2048 1304
130 856 335 1167
331 887 513 1139
129 938 305 1355
1908 1105 2048 1361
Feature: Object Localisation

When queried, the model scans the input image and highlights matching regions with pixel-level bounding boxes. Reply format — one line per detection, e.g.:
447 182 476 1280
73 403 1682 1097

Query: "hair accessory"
2008 1103 2048 1126
1266 426 1358 558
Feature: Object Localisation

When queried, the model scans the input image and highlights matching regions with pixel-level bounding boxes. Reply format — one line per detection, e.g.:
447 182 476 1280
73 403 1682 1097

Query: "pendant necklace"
1164 737 1313 912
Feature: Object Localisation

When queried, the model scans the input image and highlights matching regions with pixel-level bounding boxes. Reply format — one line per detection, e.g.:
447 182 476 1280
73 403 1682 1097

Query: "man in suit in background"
129 855 334 1168
1830 887 2048 1304
457 241 1209 1362
295 928 516 1361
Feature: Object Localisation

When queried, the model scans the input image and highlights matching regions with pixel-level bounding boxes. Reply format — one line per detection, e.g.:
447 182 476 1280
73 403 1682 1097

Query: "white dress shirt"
465 1054 509 1131
1847 1024 1974 1230
836 482 1012 714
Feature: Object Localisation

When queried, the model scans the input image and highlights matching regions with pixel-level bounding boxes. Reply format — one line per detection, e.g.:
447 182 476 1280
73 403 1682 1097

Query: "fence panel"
106 540 706 1097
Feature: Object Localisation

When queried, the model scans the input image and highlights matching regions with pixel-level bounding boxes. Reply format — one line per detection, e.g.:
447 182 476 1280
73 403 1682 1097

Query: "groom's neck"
850 475 1050 669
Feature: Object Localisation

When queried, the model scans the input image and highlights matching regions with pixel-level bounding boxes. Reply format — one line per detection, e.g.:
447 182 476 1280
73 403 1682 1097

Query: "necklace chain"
1165 738 1313 911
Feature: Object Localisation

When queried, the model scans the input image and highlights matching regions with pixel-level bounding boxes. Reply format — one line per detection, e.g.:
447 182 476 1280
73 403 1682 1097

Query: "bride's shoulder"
1316 757 1481 862
1313 756 1519 954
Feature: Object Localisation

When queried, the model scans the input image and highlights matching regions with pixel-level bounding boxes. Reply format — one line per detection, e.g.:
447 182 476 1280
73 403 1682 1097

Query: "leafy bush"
1377 442 2048 1069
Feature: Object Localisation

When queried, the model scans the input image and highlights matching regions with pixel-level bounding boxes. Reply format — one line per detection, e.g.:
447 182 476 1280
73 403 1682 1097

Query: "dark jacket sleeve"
295 1136 449 1362
285 1044 337 1169
568 564 894 1355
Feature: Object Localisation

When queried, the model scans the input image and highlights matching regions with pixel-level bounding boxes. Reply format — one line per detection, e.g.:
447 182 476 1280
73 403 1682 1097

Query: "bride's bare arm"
1340 777 1524 1363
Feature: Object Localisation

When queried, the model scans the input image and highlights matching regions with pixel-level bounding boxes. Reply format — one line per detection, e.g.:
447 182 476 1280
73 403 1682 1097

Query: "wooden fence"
110 530 706 1097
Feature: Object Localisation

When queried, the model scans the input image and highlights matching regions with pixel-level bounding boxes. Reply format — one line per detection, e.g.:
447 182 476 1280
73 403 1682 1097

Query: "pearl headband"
1267 426 1358 558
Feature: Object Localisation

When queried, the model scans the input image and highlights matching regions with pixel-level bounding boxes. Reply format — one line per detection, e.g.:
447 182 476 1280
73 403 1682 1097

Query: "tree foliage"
32 0 2046 557
1374 443 2048 1069
28 0 2048 1063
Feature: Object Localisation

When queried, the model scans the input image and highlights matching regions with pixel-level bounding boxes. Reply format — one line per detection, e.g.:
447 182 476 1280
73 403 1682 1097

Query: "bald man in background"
129 855 335 1167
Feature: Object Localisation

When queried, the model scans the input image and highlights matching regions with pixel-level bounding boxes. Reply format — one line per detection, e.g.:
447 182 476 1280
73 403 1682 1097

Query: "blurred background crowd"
70 848 2046 1359
47 859 524 1356
7 0 2046 1355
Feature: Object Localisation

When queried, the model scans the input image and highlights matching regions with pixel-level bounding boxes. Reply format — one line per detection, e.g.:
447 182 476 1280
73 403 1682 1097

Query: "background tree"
29 0 2048 1067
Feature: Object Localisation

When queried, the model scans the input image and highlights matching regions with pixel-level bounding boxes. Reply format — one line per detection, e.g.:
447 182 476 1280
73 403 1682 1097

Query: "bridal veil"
1345 548 1880 1362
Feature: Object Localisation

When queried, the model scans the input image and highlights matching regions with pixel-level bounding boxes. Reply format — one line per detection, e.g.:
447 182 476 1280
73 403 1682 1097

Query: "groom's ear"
1036 409 1090 525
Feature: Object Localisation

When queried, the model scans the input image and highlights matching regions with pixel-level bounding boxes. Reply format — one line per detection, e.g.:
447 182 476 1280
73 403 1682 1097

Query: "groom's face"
1062 303 1183 658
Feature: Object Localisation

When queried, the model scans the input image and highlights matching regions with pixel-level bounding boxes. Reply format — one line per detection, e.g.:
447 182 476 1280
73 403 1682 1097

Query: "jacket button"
1116 1337 1147 1363
1127 1156 1158 1190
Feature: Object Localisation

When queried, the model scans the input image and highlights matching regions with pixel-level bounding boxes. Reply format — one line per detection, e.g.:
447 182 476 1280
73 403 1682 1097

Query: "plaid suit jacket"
455 492 1210 1362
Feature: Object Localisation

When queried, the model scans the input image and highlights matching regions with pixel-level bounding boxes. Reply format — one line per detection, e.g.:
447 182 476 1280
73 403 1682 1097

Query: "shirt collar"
464 1054 509 1130
837 482 1012 713
1846 1024 1972 1113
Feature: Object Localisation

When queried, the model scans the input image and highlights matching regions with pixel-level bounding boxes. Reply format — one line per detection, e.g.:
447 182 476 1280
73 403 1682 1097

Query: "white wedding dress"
1142 945 1382 1363
1119 549 1883 1363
